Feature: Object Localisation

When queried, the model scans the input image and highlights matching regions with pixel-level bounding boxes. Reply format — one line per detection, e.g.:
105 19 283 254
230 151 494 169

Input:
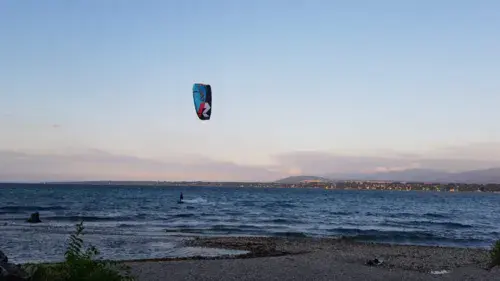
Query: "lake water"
1 183 499 264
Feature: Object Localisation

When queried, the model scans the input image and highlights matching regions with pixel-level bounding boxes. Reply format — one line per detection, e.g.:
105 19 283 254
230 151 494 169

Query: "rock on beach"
0 250 29 281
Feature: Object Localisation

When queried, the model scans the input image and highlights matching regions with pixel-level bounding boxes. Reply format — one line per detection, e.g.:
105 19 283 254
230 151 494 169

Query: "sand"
124 237 498 281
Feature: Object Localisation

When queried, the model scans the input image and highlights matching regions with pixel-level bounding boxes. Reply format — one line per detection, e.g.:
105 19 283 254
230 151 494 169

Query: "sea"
1 183 499 264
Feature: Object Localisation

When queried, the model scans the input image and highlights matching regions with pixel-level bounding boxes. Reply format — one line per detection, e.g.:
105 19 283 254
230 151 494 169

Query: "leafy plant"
490 239 500 269
24 221 135 281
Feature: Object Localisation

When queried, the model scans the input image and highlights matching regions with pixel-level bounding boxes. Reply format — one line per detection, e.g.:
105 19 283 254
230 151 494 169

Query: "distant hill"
275 175 332 184
445 168 500 184
321 168 500 184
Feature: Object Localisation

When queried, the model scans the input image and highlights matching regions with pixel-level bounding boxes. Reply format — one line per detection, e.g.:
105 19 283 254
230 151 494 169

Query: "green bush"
24 221 135 281
490 239 500 269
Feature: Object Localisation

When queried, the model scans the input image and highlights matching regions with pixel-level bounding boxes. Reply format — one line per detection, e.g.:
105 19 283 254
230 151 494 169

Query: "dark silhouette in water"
27 212 41 223
177 192 184 204
180 192 184 201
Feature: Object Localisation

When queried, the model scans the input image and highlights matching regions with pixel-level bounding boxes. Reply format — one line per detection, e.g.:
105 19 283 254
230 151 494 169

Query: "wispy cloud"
0 149 281 182
1 142 500 182
272 142 500 176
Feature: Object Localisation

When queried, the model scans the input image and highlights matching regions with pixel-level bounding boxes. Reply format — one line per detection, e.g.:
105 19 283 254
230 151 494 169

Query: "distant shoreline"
2 181 500 193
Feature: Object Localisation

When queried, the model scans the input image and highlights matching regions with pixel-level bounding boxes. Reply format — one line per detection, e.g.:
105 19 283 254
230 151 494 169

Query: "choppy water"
1 183 499 264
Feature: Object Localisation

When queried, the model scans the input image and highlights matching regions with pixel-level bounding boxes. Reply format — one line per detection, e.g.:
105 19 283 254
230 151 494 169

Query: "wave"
41 215 136 222
330 211 355 216
171 213 197 219
332 228 436 241
421 213 450 219
162 212 228 221
0 205 66 213
270 231 308 238
380 220 473 229
212 224 262 232
366 212 450 219
164 224 268 235
262 202 297 209
224 211 245 216
118 223 137 228
260 218 303 224
325 227 482 244
239 201 256 207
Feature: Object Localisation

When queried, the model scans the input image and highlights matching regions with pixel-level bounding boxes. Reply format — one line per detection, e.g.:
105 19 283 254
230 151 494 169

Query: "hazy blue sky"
1 1 499 181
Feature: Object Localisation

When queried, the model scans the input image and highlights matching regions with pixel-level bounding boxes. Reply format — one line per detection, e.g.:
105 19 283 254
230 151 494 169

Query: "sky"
1 0 500 181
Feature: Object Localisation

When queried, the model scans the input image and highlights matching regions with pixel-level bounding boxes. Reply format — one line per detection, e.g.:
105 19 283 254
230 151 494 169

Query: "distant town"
38 179 500 193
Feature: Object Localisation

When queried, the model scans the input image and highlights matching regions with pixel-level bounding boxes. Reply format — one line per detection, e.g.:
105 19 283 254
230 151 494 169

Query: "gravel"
125 236 496 281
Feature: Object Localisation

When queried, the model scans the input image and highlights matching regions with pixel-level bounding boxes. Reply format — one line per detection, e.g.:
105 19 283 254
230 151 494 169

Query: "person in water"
180 192 184 201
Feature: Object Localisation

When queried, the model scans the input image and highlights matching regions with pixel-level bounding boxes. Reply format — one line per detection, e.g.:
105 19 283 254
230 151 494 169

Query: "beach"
125 236 497 281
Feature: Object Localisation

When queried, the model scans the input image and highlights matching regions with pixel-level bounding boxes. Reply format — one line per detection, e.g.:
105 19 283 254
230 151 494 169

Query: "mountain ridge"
276 168 500 184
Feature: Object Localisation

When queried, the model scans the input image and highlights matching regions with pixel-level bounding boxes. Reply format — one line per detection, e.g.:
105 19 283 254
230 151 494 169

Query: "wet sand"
125 237 497 281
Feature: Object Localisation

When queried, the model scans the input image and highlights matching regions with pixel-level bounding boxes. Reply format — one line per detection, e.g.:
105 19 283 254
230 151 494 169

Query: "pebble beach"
125 236 498 281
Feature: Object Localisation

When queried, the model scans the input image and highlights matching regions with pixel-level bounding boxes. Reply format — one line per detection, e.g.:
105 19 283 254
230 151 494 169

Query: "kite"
192 83 212 120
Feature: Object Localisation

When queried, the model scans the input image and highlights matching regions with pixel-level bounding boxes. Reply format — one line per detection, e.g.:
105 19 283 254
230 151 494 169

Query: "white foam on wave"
430 270 450 275
183 197 208 204
148 241 177 249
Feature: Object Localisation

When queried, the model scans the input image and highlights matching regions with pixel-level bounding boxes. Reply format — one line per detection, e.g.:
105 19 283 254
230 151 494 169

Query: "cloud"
428 142 500 161
272 142 500 175
272 151 420 175
2 142 500 182
0 149 282 182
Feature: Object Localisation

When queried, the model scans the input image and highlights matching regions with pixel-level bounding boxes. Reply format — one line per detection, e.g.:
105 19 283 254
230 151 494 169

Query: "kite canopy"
192 83 212 120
